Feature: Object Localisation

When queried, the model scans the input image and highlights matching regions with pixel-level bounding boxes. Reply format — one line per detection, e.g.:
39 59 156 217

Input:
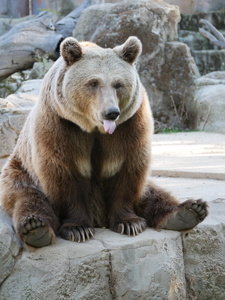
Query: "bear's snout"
104 107 120 121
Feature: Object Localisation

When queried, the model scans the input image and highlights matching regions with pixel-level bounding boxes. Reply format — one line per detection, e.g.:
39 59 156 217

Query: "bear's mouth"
103 120 117 134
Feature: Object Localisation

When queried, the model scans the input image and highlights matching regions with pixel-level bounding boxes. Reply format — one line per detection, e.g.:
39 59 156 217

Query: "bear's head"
53 36 143 134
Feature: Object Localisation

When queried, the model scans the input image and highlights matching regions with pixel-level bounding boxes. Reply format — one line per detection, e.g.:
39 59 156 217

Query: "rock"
15 79 43 97
193 49 225 74
74 0 180 49
0 84 39 170
0 198 224 299
0 213 186 299
151 41 199 131
96 229 186 300
152 176 225 299
29 61 54 79
178 30 214 51
0 16 34 37
187 71 225 134
164 0 225 14
0 207 22 286
183 198 225 300
179 11 225 32
73 0 199 130
0 233 111 299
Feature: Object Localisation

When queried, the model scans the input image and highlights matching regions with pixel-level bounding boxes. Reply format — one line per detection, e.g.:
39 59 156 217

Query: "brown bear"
0 37 208 248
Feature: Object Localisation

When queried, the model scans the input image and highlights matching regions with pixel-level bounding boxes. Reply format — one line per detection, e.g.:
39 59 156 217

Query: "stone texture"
179 11 225 32
29 61 54 80
15 79 43 97
0 80 41 169
152 177 225 299
193 50 225 74
183 199 225 300
96 229 186 300
0 230 111 300
187 71 225 134
73 0 200 130
0 16 34 37
164 0 225 13
151 41 199 130
0 96 32 166
0 203 186 300
0 190 224 299
178 30 214 51
0 207 22 286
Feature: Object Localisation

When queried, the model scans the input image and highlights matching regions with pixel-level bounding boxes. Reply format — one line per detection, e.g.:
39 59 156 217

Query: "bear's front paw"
59 224 95 243
162 199 208 231
111 217 147 236
18 215 55 248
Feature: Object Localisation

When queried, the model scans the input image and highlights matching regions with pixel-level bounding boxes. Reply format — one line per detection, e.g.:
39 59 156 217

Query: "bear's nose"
104 108 120 121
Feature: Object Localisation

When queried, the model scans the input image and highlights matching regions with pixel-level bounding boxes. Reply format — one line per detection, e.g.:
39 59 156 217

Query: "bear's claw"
162 199 208 231
20 215 54 248
114 217 147 236
59 225 95 243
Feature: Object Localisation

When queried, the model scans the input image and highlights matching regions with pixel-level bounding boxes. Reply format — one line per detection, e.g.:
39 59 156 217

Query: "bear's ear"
113 36 142 64
60 37 82 66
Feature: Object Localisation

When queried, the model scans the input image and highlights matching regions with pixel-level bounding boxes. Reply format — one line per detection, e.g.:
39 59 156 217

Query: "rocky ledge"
1 147 225 300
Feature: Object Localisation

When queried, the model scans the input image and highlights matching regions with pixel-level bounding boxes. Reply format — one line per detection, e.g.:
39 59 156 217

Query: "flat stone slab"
0 187 224 299
0 205 185 300
152 132 225 180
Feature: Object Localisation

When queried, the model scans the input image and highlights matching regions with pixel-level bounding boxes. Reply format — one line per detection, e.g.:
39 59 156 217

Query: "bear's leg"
57 178 95 243
103 175 147 236
136 181 208 231
13 188 59 248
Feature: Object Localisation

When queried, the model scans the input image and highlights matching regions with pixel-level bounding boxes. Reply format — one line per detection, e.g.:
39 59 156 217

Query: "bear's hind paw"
59 225 95 243
113 217 147 236
162 199 208 231
19 215 55 248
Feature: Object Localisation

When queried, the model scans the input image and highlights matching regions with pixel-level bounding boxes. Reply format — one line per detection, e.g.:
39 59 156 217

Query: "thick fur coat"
0 37 208 248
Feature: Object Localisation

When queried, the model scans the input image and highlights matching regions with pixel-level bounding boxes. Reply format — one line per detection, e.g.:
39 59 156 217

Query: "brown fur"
0 37 208 248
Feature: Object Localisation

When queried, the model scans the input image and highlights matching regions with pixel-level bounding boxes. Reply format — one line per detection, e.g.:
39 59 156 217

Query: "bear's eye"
114 83 122 90
89 80 99 88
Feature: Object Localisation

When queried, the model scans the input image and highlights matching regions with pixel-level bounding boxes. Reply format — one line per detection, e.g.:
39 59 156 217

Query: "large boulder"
187 71 225 134
73 0 200 131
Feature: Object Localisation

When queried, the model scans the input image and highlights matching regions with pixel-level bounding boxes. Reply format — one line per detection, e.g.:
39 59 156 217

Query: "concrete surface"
152 131 225 180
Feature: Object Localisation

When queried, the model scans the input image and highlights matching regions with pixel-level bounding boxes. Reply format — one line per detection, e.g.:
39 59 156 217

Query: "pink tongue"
103 120 116 134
